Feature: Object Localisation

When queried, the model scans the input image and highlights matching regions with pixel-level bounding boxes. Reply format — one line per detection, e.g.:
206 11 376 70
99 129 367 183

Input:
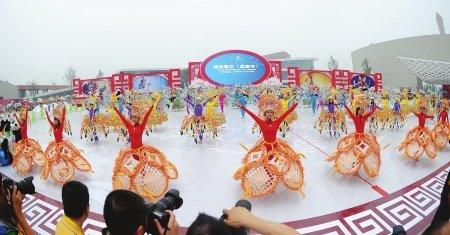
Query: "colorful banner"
188 62 202 82
298 70 333 89
131 74 168 93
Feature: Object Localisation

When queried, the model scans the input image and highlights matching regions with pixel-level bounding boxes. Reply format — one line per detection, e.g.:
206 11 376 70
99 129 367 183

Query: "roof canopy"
397 57 450 85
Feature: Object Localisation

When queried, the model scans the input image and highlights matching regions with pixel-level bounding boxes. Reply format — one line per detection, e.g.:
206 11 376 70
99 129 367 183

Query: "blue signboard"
351 74 375 89
132 75 168 92
200 50 270 86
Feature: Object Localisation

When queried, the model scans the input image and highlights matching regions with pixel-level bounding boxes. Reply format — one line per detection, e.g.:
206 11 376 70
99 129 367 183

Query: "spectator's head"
62 181 89 222
103 190 146 235
186 213 231 235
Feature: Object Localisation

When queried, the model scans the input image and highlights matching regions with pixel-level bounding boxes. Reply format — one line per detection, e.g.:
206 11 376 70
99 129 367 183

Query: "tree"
327 55 339 70
97 70 104 78
63 67 77 85
27 78 38 97
361 58 372 74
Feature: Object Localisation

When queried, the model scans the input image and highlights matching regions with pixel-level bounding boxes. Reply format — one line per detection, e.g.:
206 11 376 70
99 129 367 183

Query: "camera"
144 189 183 234
2 176 36 196
221 199 252 235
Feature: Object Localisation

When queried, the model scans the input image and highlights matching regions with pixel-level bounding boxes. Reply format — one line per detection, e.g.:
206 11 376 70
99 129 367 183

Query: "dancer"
326 94 381 177
112 104 178 201
181 96 217 143
11 108 45 174
44 107 91 182
399 105 436 160
234 101 305 197
218 93 227 114
432 100 449 150
390 99 404 129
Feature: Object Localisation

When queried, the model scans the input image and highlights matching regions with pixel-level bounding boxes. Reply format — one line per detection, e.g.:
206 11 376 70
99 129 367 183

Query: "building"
263 52 317 84
0 80 20 99
351 34 450 88
351 14 450 88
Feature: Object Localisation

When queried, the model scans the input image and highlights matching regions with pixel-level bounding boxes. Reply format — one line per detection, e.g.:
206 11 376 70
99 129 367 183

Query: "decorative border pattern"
2 161 448 235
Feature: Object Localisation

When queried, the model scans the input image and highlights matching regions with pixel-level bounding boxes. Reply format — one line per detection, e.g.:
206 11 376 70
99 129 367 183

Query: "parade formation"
1 78 449 202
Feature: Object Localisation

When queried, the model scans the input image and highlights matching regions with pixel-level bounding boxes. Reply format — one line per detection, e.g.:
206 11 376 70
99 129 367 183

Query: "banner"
269 61 282 81
72 77 113 97
298 70 333 89
188 62 202 83
131 73 169 93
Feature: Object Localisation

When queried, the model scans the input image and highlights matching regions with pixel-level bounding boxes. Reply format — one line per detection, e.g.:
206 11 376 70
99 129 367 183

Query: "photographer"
0 174 34 235
102 190 180 235
55 181 90 235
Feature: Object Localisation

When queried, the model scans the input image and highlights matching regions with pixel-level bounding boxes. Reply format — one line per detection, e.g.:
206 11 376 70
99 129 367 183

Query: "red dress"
432 110 450 150
327 106 381 177
12 110 45 173
111 105 178 201
399 112 437 160
41 107 91 183
234 103 305 198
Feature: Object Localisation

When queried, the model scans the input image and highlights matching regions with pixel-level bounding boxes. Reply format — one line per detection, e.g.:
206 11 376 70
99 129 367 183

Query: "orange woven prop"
41 140 92 183
431 122 450 151
234 139 305 198
399 126 437 160
12 139 46 174
327 132 381 177
112 145 178 201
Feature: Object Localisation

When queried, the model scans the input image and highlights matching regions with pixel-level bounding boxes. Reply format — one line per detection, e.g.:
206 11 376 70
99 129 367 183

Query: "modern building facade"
351 34 450 88
0 80 20 99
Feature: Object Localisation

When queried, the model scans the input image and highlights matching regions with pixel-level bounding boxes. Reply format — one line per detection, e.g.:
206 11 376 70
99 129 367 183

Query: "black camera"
220 199 252 235
2 176 36 196
144 189 183 234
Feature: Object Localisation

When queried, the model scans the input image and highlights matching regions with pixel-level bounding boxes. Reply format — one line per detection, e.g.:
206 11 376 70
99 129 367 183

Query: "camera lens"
15 176 36 195
159 189 183 211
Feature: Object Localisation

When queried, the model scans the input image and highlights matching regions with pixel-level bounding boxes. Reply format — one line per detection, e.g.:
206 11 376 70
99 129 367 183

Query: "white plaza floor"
1 105 449 227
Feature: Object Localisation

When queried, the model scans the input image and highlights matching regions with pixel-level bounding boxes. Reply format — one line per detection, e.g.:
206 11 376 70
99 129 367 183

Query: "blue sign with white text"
201 51 270 86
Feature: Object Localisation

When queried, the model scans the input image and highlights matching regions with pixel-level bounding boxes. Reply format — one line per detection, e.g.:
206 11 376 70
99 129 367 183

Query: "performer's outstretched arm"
239 105 263 126
112 106 131 128
45 110 55 128
363 107 378 119
274 103 298 126
184 97 195 108
344 105 356 120
141 105 154 125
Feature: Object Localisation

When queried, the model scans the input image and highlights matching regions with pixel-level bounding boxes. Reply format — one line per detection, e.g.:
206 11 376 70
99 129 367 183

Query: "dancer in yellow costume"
146 92 168 133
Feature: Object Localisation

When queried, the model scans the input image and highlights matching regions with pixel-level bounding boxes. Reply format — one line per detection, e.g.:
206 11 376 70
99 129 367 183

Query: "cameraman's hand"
12 186 35 235
223 206 299 235
154 210 180 235
12 186 24 218
222 206 252 228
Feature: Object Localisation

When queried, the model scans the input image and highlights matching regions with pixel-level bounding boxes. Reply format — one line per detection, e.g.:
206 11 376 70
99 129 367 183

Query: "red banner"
188 62 202 83
269 61 282 81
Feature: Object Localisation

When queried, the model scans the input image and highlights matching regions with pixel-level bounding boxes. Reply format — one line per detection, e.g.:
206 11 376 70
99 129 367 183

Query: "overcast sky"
0 0 449 85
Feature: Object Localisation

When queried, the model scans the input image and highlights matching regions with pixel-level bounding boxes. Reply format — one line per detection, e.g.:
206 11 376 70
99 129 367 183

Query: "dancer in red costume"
43 107 91 183
112 104 178 201
400 105 437 160
12 108 45 174
233 102 305 198
327 95 381 177
432 103 449 150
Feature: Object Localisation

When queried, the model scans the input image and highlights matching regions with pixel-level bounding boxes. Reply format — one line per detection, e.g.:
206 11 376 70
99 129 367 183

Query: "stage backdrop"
287 67 382 91
189 50 273 86
73 69 181 98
